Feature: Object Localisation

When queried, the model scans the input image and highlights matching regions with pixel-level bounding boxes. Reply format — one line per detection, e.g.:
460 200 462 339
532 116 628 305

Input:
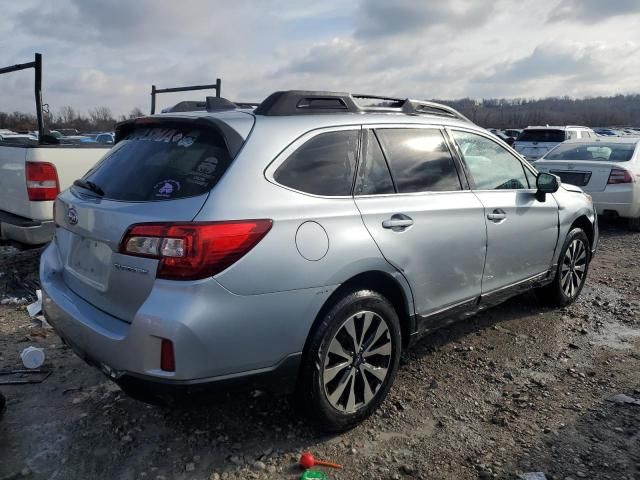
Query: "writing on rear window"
126 128 200 148
81 123 232 201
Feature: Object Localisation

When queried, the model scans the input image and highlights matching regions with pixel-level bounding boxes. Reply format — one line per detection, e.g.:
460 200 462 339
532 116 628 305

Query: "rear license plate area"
66 238 112 291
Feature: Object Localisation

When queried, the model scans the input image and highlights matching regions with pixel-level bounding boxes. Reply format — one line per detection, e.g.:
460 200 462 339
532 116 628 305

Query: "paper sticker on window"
154 179 181 198
196 157 219 175
177 130 200 148
185 157 219 187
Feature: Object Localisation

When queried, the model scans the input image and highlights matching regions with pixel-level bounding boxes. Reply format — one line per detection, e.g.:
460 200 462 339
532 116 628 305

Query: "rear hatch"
514 129 566 160
536 141 637 192
53 117 248 322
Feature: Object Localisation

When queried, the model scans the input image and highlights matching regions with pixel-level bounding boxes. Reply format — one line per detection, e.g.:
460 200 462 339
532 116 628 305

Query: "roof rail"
254 90 470 122
254 91 360 115
151 79 221 114
402 100 471 122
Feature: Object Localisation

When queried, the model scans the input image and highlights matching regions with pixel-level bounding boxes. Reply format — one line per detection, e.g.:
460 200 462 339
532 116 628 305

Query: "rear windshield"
545 143 636 162
82 123 232 201
517 130 566 143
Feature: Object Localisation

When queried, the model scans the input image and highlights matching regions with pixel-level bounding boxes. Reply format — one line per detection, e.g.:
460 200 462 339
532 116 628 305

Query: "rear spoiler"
150 80 222 114
0 53 54 145
114 115 245 158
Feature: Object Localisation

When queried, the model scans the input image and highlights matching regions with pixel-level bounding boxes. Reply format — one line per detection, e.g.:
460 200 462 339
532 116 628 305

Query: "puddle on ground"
592 322 640 350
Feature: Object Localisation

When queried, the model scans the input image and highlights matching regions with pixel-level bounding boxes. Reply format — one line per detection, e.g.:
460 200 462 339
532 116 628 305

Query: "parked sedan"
535 138 640 230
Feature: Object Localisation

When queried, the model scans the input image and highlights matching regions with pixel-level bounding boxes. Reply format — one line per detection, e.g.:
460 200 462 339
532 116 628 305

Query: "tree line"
0 106 145 133
2 94 640 132
437 94 640 128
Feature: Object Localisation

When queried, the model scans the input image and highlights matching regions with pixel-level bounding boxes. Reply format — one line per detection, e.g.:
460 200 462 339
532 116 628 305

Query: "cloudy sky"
1 0 640 117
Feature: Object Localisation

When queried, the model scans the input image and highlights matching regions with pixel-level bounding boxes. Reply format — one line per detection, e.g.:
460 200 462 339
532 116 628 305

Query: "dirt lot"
0 220 638 480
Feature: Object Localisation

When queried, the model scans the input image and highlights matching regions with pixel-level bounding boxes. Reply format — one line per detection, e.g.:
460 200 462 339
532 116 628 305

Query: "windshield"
517 130 566 143
82 123 233 201
545 142 636 162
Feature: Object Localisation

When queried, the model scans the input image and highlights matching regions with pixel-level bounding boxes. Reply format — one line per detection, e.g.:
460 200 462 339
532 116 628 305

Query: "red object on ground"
299 452 343 470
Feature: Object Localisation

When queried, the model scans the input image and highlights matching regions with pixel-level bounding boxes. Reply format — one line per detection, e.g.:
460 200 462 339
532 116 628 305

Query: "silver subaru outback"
41 91 598 431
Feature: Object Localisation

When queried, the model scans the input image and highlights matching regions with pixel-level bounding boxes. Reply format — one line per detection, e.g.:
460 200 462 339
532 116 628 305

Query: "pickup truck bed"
0 143 110 245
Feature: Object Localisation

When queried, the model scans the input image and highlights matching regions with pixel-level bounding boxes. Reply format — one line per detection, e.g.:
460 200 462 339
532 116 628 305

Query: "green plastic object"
300 470 330 480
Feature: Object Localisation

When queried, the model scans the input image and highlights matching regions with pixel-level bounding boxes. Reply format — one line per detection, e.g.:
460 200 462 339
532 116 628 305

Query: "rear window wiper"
73 179 104 197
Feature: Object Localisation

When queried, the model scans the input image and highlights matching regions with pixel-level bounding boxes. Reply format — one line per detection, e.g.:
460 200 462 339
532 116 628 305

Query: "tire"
538 228 591 307
628 217 640 232
296 289 402 432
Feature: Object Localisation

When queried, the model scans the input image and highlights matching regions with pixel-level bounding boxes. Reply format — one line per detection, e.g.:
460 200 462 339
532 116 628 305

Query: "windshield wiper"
73 179 104 197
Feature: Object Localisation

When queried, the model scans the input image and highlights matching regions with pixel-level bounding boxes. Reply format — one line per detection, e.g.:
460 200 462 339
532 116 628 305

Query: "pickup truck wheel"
296 290 401 432
538 228 591 307
628 216 640 232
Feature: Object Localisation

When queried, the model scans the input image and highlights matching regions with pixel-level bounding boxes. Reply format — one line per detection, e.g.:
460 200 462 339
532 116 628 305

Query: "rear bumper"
0 210 54 245
591 188 639 219
40 241 334 392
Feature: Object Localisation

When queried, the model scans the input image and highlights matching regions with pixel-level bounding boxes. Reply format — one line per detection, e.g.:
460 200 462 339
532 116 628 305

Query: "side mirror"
536 172 560 201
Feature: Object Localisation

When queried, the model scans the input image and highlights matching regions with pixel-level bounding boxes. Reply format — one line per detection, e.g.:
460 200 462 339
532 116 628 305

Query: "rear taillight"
160 339 175 372
607 168 634 185
26 161 60 201
119 220 273 280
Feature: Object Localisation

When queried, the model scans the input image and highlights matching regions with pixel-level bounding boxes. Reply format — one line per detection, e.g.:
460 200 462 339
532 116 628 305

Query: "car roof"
524 125 590 130
561 137 640 144
0 133 36 138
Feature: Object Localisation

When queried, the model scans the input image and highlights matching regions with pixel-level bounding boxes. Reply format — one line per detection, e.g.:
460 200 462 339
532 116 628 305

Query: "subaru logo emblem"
67 207 78 225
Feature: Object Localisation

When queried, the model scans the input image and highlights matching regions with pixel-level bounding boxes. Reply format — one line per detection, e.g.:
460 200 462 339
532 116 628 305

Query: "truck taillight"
607 168 634 185
26 161 60 201
119 220 273 280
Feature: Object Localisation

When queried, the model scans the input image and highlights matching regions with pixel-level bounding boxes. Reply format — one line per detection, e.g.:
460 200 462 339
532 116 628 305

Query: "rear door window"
274 130 359 196
82 123 233 201
376 128 462 193
355 130 395 195
518 130 566 142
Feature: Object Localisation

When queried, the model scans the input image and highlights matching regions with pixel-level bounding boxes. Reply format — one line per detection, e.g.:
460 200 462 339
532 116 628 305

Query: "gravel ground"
0 220 638 480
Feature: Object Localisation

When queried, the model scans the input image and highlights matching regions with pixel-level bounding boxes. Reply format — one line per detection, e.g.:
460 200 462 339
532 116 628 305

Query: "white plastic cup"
20 346 45 369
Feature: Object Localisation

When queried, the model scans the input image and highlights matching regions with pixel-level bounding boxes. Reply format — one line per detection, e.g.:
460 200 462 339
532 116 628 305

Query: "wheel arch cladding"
302 271 413 357
570 215 594 250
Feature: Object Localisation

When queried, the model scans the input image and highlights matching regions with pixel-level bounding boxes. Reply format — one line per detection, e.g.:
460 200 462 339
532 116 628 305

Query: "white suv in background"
514 126 597 161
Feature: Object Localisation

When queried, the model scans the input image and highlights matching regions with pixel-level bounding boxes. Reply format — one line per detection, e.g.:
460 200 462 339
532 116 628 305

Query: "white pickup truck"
0 142 109 245
0 53 111 246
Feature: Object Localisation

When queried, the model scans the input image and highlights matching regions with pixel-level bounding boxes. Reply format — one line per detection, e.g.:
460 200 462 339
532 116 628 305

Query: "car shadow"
406 289 555 362
597 216 636 239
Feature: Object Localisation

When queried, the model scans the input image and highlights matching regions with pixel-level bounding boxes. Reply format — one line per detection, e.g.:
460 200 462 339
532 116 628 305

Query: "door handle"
487 209 507 222
382 214 414 231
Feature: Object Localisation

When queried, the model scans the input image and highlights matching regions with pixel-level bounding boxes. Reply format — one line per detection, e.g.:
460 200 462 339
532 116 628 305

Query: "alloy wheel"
561 239 587 298
322 311 392 413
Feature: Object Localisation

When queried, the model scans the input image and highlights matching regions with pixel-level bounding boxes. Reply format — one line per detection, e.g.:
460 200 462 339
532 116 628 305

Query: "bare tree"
58 106 77 127
88 107 115 131
128 107 144 119
3 94 640 133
